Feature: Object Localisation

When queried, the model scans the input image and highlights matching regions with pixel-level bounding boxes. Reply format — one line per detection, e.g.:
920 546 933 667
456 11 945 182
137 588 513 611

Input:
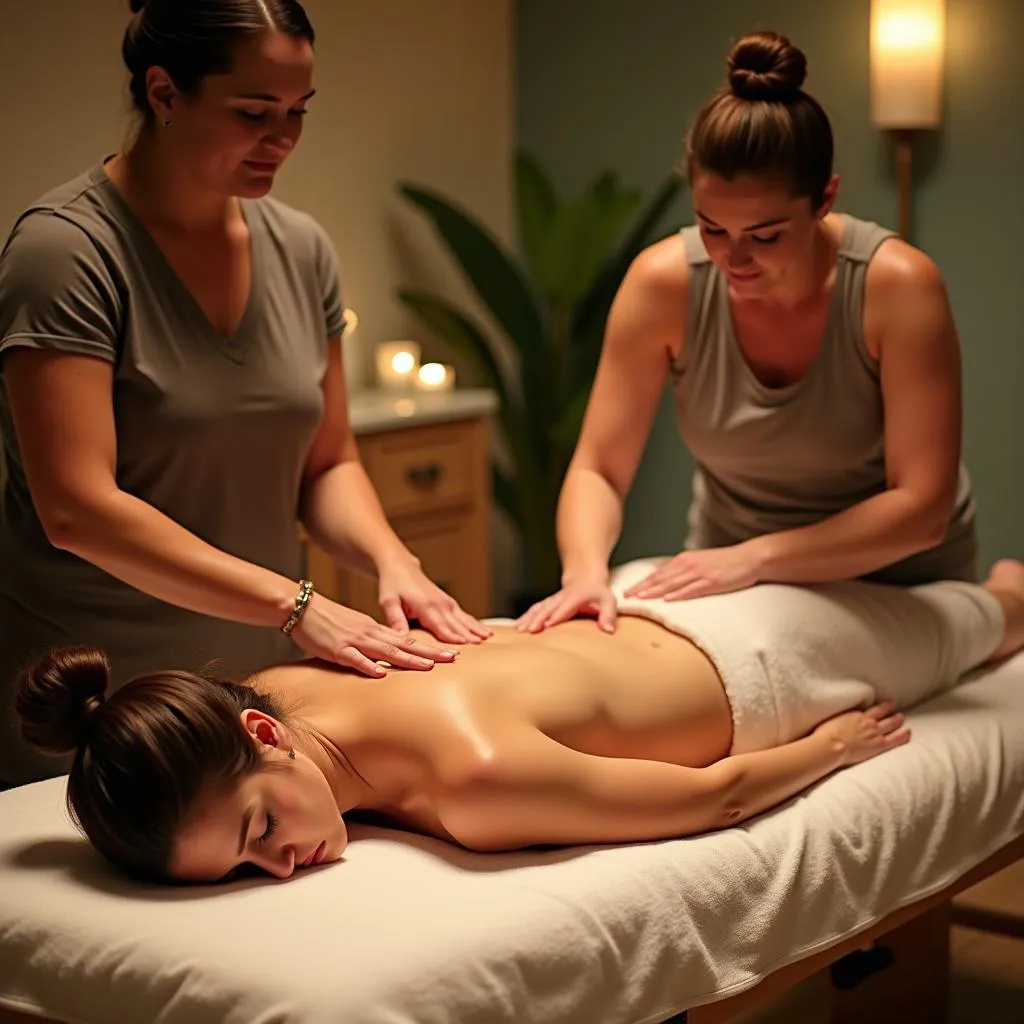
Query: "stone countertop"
347 387 499 435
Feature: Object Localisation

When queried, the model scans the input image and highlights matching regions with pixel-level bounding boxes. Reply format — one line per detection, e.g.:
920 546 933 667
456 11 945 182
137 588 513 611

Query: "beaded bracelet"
280 579 315 636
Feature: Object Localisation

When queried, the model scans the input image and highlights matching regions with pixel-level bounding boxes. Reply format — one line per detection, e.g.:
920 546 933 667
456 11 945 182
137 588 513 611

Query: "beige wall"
0 0 517 608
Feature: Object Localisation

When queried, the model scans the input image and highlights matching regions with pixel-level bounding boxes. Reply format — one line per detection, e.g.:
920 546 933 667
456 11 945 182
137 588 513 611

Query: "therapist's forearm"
555 467 624 583
748 488 947 584
300 460 415 577
50 491 298 627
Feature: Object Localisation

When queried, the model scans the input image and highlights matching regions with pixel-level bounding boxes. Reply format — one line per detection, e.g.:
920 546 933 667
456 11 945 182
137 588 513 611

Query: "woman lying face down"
15 560 1024 884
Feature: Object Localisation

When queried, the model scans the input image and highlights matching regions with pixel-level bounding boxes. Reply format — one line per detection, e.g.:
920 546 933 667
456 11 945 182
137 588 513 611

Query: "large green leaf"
568 173 686 392
399 184 550 374
398 288 547 480
492 465 519 529
400 183 560 463
549 381 593 453
535 183 644 310
515 152 558 289
535 190 604 307
571 173 685 346
591 170 618 209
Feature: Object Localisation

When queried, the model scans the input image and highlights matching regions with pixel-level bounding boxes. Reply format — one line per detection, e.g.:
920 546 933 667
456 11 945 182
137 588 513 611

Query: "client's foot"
983 559 1024 663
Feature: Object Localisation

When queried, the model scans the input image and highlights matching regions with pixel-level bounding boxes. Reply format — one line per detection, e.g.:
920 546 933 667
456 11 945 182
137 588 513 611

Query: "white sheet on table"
1 653 1023 1024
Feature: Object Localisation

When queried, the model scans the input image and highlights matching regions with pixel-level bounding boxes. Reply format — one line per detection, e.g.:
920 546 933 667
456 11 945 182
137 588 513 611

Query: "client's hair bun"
727 31 807 101
15 646 111 757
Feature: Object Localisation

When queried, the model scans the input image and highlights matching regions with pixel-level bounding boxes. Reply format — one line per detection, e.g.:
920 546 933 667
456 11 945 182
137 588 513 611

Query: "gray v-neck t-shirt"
0 163 346 784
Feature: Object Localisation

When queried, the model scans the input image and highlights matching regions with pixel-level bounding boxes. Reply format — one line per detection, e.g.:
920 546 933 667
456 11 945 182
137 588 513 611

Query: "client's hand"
813 702 911 767
377 555 492 645
623 544 760 601
515 571 618 633
291 592 459 677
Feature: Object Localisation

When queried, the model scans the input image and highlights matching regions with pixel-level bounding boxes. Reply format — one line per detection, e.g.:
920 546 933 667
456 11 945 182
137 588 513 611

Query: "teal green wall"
516 0 1023 572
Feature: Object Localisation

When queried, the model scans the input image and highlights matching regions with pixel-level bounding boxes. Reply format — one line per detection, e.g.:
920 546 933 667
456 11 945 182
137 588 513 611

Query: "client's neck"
258 663 420 814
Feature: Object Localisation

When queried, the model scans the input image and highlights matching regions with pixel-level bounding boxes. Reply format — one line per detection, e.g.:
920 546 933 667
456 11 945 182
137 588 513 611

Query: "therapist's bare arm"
557 240 685 583
1 349 444 675
438 705 907 852
299 338 490 644
299 337 422 578
515 241 687 633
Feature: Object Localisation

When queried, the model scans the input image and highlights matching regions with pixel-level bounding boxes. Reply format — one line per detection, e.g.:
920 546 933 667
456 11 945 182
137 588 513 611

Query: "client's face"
170 743 348 884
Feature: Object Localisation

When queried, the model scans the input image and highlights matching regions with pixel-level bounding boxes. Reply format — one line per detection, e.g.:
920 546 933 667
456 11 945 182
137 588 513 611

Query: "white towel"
609 558 1004 754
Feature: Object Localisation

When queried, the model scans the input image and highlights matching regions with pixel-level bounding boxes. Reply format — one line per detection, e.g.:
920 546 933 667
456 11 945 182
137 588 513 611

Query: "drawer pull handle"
406 461 443 489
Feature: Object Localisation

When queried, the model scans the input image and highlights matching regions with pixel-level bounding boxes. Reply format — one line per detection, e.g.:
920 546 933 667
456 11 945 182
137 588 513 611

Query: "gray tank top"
671 214 978 586
0 163 345 784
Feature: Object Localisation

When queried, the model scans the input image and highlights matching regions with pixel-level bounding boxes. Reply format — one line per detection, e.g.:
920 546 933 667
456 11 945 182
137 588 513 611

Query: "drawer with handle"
358 421 475 517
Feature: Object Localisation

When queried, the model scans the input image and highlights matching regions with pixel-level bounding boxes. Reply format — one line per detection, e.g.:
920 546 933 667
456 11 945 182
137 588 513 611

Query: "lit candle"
375 341 421 392
416 362 455 393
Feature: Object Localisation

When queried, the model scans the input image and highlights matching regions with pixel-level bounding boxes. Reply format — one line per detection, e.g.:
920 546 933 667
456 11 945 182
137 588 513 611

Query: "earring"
288 748 296 760
161 117 171 128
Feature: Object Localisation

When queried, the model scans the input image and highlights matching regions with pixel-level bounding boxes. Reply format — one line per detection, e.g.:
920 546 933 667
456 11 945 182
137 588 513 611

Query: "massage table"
1 650 1023 1024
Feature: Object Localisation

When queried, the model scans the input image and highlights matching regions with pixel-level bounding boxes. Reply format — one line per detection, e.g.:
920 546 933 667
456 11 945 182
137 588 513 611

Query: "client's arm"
438 704 908 852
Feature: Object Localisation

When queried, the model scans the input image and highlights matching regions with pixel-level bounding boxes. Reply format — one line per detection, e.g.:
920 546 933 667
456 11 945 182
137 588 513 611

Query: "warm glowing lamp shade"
870 0 946 129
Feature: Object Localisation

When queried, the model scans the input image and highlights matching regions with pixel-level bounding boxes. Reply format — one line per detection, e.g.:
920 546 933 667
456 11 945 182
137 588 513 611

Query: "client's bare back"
259 615 735 771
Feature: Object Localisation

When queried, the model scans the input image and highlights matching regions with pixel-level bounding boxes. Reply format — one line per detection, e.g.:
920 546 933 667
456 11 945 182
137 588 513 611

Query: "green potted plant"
397 152 684 611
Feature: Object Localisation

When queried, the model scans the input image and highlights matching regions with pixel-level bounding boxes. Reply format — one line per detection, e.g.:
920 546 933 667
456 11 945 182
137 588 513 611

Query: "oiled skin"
254 616 732 844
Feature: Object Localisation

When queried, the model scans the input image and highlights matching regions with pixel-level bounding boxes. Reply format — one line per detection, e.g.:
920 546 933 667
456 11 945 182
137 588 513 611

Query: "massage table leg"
829 901 950 1024
675 901 952 1024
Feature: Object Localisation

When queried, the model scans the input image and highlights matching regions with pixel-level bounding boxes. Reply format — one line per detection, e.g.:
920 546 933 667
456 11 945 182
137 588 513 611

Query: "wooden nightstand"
302 388 498 620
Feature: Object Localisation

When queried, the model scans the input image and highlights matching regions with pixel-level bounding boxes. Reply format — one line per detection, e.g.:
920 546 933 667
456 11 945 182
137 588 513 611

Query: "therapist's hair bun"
16 645 111 757
727 31 807 102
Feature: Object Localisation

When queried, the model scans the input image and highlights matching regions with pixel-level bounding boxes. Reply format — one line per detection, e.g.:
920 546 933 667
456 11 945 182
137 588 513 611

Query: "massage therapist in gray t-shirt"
518 30 978 635
0 0 490 786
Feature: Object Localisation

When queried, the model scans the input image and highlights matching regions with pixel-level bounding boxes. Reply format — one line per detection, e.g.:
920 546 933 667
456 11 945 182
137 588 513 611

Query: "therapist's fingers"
597 593 618 633
659 579 713 602
462 608 493 640
632 574 692 600
363 625 459 667
379 594 410 635
436 606 482 644
623 570 660 597
334 646 389 678
529 597 576 633
516 597 553 632
419 608 473 645
453 607 492 641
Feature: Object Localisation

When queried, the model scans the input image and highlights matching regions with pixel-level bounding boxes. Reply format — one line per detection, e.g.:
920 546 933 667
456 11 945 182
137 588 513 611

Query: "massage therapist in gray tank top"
0 0 490 786
518 30 978 634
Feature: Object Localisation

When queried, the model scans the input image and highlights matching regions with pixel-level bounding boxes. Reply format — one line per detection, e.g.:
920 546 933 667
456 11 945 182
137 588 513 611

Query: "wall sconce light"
870 0 946 242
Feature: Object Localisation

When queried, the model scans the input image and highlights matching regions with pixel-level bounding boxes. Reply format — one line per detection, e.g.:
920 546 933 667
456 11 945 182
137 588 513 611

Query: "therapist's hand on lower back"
292 592 461 678
623 544 760 602
376 555 492 645
515 570 618 634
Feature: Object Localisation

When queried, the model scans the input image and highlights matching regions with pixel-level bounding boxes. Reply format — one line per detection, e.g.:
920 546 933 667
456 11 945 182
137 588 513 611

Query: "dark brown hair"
15 645 280 882
684 31 834 208
122 0 316 124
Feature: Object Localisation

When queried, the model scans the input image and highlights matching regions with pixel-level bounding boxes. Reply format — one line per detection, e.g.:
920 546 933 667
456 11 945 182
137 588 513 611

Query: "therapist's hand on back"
291 592 461 678
515 569 619 634
376 555 492 645
623 543 761 602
